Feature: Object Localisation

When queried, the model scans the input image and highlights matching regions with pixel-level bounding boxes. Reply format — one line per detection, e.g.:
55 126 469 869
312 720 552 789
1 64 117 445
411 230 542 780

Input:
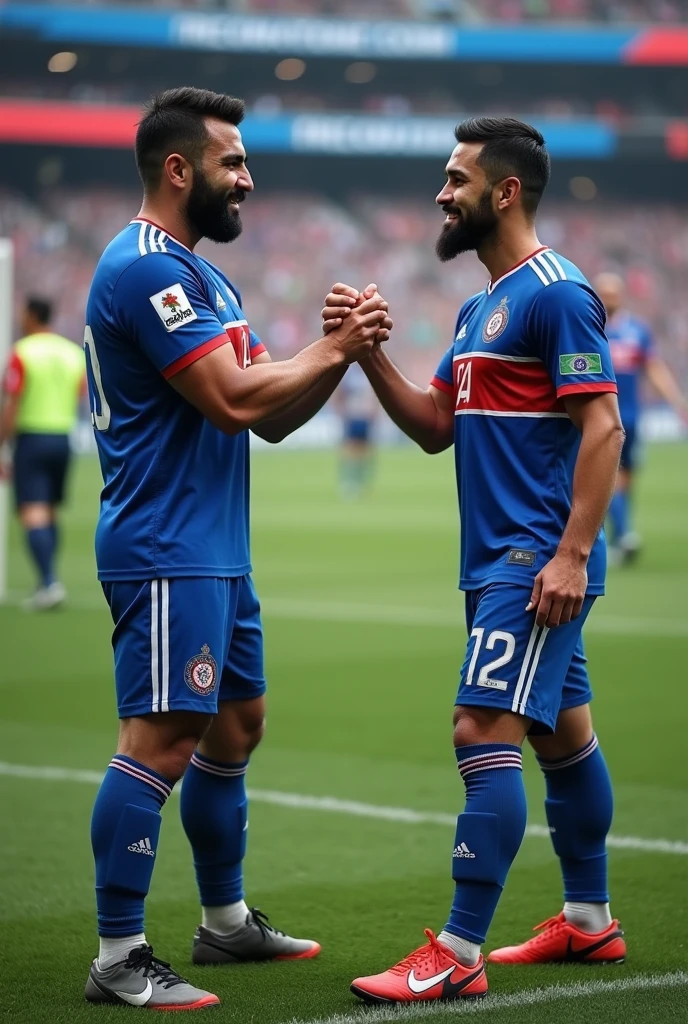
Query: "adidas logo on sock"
452 842 476 859
127 837 155 856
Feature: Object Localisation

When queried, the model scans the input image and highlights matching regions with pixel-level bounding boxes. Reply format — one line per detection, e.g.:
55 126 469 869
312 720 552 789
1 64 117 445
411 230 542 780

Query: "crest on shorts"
482 297 509 343
184 644 217 696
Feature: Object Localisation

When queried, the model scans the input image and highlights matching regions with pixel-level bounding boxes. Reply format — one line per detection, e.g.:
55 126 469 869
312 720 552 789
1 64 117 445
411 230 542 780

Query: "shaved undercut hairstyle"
455 116 551 217
135 87 245 191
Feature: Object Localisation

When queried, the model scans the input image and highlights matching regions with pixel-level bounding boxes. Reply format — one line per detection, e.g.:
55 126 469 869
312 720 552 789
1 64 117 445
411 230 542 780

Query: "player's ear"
164 152 191 191
497 176 522 211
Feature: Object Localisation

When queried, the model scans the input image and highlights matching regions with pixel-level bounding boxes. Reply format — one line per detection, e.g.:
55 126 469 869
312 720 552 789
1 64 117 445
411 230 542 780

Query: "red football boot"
350 929 488 1004
488 912 626 965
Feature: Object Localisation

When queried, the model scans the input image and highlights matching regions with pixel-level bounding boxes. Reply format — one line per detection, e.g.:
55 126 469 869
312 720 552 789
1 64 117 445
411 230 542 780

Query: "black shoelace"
123 945 188 990
249 907 286 939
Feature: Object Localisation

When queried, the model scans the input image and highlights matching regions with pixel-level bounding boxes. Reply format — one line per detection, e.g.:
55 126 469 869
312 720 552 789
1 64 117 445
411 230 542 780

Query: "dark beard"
186 167 244 244
435 186 497 263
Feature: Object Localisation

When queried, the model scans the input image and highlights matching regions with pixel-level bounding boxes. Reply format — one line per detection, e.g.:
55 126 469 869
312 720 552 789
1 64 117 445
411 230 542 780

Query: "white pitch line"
1 762 686 856
4 592 688 638
278 971 688 1024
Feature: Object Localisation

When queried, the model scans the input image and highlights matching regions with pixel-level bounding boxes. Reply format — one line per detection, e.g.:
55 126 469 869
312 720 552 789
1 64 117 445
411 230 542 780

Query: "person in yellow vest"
0 296 84 609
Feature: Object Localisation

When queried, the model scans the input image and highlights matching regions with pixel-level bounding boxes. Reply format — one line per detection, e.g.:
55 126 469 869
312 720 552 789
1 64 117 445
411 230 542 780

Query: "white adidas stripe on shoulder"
132 220 180 256
528 250 568 287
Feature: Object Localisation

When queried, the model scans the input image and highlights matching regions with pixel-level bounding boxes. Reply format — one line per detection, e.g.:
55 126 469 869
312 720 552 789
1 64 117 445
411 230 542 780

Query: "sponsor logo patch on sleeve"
559 353 603 375
149 283 198 332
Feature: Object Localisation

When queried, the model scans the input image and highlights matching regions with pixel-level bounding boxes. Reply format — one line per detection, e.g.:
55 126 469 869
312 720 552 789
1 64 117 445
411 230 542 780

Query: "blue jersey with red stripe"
431 247 617 596
606 310 653 427
85 218 267 582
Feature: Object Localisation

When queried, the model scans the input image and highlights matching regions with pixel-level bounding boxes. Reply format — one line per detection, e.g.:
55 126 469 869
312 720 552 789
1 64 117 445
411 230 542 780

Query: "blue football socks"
443 744 527 946
538 734 613 904
608 491 629 543
180 752 249 909
26 525 55 587
91 755 173 937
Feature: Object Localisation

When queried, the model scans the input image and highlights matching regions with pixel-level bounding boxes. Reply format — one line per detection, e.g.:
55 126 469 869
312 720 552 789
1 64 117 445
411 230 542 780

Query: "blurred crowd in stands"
2 188 687 389
30 0 688 23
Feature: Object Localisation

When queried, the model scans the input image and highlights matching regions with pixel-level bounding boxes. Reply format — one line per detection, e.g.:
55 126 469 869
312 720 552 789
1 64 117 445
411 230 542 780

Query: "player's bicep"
168 339 244 432
562 391 623 435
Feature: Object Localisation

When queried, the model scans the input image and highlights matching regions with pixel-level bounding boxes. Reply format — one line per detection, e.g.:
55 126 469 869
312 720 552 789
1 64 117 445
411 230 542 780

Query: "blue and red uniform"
606 310 654 470
85 218 268 717
431 247 617 732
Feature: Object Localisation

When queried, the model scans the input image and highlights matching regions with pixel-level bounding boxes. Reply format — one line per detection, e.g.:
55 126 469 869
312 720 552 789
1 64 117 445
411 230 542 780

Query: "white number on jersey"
456 360 472 405
464 628 516 692
84 326 111 431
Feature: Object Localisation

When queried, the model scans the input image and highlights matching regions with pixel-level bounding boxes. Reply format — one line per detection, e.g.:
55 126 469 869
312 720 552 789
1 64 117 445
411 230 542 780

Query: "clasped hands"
320 282 393 364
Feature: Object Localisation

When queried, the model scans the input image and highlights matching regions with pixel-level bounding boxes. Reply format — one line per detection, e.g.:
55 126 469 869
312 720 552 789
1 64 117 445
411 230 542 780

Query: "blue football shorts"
102 574 266 718
13 432 71 508
456 583 595 734
343 417 372 443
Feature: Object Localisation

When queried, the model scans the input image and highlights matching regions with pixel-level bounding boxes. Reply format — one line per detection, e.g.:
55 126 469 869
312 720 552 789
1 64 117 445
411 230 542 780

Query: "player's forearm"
216 337 347 433
360 347 443 452
0 397 17 446
254 365 348 443
647 359 688 415
558 415 625 562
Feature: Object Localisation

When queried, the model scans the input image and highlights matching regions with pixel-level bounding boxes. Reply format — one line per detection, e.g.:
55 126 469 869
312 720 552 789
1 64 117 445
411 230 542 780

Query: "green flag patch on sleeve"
559 353 603 375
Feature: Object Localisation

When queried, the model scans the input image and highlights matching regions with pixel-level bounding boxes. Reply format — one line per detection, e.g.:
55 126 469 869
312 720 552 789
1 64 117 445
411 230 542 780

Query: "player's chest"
208 275 253 369
450 294 554 415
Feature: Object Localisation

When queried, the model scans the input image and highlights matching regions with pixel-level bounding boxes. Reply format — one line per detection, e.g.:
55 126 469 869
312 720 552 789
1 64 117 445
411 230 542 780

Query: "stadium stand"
28 0 688 23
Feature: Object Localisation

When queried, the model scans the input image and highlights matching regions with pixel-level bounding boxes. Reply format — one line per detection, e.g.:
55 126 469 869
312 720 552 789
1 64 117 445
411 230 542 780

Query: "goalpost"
0 238 14 603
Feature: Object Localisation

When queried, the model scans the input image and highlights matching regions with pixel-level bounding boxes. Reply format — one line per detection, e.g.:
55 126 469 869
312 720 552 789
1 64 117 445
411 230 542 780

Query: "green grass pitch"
1 444 687 1023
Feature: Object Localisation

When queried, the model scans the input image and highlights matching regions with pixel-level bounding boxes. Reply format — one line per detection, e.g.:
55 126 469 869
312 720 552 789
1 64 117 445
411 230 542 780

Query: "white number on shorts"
464 628 516 692
84 325 111 431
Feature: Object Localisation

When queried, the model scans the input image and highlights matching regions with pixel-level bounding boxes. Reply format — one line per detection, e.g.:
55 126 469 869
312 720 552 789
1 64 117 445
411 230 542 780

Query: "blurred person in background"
0 295 84 610
333 362 379 499
594 272 688 566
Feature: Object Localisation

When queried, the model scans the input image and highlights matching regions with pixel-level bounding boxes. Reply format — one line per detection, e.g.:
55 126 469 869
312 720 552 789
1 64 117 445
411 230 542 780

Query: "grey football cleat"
85 944 220 1010
22 581 66 611
192 907 321 964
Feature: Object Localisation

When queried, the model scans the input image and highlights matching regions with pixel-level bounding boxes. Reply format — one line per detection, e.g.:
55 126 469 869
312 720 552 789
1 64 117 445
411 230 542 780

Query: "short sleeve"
430 346 454 395
528 283 617 399
249 329 267 359
3 350 24 396
113 253 228 379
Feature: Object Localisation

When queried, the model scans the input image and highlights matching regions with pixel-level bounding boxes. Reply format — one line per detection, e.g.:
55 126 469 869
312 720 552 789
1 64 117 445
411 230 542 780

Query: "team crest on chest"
482 297 509 343
185 644 217 696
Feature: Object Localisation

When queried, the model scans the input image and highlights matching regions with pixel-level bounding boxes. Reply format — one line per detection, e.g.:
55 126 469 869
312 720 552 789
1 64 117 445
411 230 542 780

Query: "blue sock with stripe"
538 734 613 903
91 756 173 937
443 744 527 946
180 752 249 909
608 491 629 543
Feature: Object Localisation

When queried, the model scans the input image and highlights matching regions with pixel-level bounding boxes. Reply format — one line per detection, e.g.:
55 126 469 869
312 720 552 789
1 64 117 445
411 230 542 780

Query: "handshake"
320 282 393 364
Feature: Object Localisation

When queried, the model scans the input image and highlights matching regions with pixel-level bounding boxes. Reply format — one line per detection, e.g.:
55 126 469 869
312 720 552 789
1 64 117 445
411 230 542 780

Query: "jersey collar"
486 246 550 295
130 217 192 253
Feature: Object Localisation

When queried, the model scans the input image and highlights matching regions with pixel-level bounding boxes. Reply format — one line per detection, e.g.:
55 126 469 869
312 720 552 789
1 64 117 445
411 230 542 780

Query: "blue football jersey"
85 218 267 582
606 310 654 427
431 247 617 596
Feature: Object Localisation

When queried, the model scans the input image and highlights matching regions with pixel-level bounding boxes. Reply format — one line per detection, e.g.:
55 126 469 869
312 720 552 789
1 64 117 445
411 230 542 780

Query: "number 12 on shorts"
464 628 516 692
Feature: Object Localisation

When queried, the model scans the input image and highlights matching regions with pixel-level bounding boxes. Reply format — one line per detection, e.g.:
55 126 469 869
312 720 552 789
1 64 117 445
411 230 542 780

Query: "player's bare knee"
453 706 527 749
118 713 211 783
